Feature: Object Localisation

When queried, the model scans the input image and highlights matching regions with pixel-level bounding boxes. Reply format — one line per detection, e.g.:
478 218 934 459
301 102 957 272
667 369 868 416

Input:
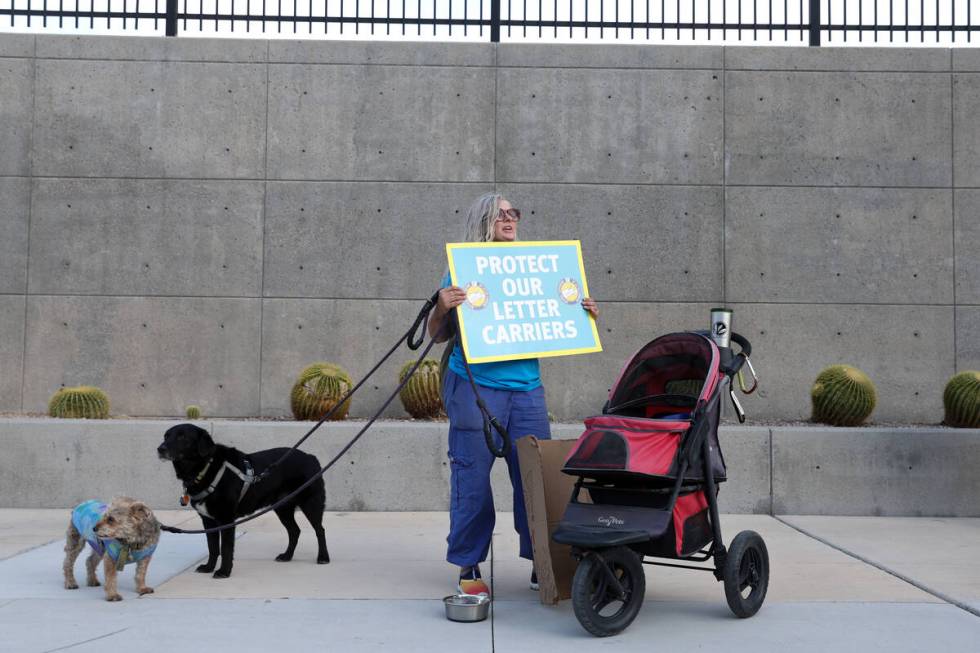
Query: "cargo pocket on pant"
448 453 475 509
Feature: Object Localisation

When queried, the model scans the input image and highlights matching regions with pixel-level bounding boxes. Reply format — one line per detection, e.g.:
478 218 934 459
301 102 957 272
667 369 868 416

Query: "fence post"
808 0 821 45
165 0 178 36
490 0 500 42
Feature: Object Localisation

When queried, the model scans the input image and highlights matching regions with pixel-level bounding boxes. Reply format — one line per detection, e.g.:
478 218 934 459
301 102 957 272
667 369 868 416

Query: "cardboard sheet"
517 436 583 605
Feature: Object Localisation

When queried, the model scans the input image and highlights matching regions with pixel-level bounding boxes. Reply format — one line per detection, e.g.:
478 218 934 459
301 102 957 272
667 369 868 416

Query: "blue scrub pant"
444 369 552 568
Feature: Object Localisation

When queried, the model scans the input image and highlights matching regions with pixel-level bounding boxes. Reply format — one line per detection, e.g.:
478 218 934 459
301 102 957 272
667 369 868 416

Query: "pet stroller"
552 331 767 637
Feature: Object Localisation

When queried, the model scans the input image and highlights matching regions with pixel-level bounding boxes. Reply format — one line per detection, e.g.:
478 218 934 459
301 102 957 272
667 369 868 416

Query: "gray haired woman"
428 192 598 597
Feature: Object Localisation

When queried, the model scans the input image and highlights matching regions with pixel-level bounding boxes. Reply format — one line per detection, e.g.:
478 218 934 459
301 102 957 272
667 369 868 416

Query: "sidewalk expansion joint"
0 538 60 562
40 627 129 653
773 515 980 620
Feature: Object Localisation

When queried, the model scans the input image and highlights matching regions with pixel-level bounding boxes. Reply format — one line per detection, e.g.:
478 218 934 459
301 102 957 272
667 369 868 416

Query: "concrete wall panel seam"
724 67 952 74
22 38 38 411
494 65 720 72
493 41 499 193
35 57 265 65
768 427 774 516
722 45 728 304
265 62 497 69
950 61 958 371
259 41 271 413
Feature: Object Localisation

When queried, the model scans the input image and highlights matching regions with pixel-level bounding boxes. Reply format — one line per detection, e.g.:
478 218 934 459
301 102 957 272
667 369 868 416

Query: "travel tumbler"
710 308 733 350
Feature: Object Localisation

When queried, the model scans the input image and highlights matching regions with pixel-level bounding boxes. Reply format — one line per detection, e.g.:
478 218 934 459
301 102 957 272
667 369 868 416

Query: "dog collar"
192 458 214 485
180 457 214 503
105 539 157 567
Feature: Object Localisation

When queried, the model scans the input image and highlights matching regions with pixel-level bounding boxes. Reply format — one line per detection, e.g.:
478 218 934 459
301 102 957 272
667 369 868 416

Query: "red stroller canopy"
607 332 721 418
564 332 726 483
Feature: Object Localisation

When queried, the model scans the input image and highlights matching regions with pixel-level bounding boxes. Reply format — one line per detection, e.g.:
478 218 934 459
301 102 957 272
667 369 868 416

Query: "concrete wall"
1 419 977 516
1 34 978 423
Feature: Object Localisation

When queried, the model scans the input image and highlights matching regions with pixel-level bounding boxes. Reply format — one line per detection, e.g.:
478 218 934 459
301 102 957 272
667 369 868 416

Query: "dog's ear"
196 428 216 458
130 502 161 540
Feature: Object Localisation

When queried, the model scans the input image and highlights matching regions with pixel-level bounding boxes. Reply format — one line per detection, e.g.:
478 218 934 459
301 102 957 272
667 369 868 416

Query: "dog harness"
187 459 255 506
71 500 157 569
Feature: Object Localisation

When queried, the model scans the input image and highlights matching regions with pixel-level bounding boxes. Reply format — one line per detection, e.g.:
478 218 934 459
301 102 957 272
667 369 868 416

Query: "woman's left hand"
582 297 599 319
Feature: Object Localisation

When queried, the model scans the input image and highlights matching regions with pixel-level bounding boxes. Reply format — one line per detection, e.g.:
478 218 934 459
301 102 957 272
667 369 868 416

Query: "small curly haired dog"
62 497 161 601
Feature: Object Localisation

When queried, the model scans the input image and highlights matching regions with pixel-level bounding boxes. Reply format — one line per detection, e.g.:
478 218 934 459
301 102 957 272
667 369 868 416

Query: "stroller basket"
557 486 712 557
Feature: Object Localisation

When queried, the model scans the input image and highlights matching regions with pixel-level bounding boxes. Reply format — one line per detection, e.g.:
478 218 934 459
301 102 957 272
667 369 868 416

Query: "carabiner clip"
737 355 758 395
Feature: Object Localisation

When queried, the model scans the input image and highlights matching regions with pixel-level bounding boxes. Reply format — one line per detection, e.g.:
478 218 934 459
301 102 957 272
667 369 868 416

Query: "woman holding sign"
429 192 599 597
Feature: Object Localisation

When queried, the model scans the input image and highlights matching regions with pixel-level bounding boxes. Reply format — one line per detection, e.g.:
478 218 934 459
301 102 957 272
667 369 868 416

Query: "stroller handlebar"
729 332 751 358
721 332 751 378
691 329 752 377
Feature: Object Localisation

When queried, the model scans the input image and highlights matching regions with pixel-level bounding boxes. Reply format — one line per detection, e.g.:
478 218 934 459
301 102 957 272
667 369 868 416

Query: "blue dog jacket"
71 500 157 565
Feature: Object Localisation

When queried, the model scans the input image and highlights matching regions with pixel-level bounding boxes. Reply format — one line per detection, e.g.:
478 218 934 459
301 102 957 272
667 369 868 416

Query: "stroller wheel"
570 546 645 637
722 530 769 618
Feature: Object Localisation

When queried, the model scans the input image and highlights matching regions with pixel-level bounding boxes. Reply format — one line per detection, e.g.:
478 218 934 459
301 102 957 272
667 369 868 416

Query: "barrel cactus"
185 405 202 420
48 386 110 419
810 364 877 426
291 362 353 421
398 359 444 419
943 371 980 428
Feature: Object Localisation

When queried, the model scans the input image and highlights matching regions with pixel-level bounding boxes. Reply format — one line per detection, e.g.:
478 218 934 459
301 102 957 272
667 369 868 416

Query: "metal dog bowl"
443 594 490 622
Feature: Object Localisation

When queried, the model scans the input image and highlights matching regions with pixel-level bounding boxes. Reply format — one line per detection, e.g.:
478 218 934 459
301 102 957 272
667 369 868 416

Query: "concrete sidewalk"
1 510 978 652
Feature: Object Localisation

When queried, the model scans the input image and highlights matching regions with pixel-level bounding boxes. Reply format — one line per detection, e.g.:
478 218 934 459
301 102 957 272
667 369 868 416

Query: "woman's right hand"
437 286 467 312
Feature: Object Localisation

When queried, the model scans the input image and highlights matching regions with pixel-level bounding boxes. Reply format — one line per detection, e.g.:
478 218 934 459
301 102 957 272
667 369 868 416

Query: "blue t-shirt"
440 273 541 391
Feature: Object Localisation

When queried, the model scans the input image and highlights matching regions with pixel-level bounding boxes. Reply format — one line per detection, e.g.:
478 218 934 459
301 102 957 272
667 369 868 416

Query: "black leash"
250 290 440 483
161 291 510 535
451 310 511 459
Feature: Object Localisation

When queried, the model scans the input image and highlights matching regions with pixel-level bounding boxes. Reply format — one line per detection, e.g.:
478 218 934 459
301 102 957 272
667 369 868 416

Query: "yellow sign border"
446 240 603 364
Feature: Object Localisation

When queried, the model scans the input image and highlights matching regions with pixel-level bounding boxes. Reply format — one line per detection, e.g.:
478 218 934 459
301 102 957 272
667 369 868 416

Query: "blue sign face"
446 240 602 363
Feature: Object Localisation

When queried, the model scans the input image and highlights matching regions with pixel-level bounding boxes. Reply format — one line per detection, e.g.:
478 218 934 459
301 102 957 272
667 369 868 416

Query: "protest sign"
446 240 602 364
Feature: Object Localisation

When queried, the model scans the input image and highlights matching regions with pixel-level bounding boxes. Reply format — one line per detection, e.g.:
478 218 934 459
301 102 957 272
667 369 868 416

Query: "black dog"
158 423 329 578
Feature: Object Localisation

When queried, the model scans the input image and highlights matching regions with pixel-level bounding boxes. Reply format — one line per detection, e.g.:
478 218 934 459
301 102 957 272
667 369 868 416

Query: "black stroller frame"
553 331 768 637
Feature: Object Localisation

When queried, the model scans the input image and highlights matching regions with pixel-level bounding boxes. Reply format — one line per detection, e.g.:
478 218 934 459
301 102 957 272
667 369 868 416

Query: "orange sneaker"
458 566 490 597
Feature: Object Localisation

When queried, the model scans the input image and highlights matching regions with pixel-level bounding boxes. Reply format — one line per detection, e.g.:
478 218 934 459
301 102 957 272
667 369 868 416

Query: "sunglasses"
496 208 522 223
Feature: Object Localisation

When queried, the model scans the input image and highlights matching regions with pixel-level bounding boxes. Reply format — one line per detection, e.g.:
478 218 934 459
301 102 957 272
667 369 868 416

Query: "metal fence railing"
0 0 977 44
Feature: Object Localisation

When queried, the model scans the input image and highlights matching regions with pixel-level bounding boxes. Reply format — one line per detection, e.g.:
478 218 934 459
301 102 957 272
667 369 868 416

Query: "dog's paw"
317 555 330 565
106 593 123 602
64 580 79 590
138 586 155 595
195 564 215 574
212 569 231 579
275 553 293 562
87 579 101 587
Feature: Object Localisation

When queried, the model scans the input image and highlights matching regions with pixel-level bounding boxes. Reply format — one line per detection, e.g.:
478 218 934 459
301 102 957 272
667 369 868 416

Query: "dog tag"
179 494 190 506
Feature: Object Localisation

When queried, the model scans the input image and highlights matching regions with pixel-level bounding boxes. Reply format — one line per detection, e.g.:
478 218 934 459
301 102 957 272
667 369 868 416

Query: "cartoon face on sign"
464 282 489 310
558 278 581 304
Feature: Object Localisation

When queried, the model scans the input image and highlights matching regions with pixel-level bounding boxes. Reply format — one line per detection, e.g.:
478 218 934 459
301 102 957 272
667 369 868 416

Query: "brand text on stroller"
597 515 625 527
